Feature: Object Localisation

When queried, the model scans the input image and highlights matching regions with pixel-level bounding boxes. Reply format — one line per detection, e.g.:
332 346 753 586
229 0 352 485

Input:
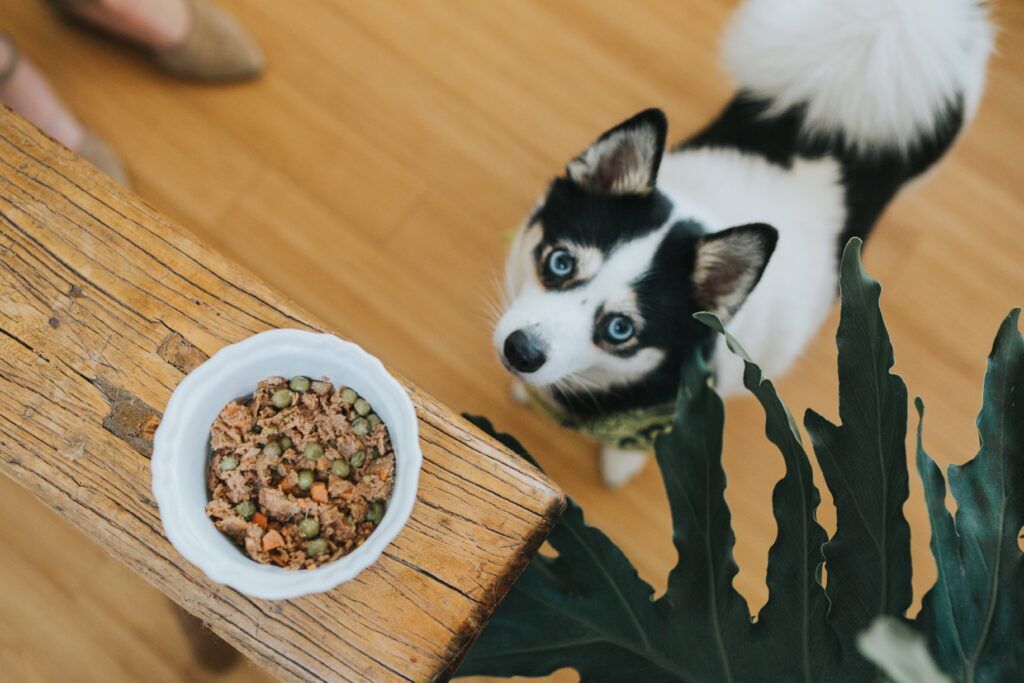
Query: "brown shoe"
154 0 265 82
47 0 264 83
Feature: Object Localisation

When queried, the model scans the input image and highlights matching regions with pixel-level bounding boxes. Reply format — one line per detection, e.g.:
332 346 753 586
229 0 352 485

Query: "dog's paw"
510 380 529 405
599 447 649 489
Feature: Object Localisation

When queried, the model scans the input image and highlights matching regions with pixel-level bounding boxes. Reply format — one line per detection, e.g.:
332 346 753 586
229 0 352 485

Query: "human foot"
49 0 264 82
53 0 190 50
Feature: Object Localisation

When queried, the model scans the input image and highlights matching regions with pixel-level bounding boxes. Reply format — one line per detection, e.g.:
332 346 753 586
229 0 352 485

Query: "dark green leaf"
915 310 1024 682
804 238 912 661
456 420 682 681
456 494 676 680
656 354 751 681
463 341 837 682
696 313 836 682
461 358 746 682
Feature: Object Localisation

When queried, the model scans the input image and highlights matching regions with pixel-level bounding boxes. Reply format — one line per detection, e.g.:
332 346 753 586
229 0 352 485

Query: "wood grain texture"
0 107 564 682
0 0 1021 681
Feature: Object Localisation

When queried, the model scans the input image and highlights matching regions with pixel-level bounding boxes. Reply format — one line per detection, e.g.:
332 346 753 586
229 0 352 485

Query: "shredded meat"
356 454 395 501
259 486 303 520
222 470 253 504
205 376 395 569
210 401 253 450
216 515 250 541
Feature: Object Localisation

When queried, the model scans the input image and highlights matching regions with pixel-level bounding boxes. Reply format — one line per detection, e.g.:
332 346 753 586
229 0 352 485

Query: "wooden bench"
0 106 564 682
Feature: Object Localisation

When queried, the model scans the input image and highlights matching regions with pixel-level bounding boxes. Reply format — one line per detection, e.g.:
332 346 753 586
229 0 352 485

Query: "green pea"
263 426 278 435
298 517 320 539
279 436 293 450
271 388 293 409
289 376 312 393
353 398 371 416
346 514 355 524
351 418 370 437
219 455 239 471
349 450 366 468
306 538 328 558
235 500 256 521
340 387 358 404
366 501 384 524
367 413 382 430
303 442 324 460
297 470 314 490
262 441 282 458
331 459 351 478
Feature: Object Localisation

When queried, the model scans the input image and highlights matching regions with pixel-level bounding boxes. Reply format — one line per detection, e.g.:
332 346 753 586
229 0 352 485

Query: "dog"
493 0 994 488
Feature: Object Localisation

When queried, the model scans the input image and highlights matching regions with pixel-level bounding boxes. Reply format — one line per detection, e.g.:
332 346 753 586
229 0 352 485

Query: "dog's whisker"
489 269 510 310
551 373 603 410
478 284 508 329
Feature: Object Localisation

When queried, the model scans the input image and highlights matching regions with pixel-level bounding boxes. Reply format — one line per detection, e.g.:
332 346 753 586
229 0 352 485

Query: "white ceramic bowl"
152 329 421 600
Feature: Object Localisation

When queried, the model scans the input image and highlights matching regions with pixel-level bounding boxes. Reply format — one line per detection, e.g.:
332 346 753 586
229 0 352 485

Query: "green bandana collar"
524 386 676 451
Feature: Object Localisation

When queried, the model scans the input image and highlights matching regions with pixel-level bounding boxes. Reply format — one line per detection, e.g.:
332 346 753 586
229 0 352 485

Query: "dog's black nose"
504 330 546 373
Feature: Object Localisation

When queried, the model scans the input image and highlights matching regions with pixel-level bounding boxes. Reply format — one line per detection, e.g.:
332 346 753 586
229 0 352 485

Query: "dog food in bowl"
205 375 394 570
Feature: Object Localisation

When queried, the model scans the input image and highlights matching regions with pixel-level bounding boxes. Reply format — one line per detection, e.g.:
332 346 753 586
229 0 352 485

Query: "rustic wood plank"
0 107 564 682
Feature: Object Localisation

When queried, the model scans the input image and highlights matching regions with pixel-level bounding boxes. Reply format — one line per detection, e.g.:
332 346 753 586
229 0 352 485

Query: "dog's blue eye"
605 315 636 343
546 249 575 279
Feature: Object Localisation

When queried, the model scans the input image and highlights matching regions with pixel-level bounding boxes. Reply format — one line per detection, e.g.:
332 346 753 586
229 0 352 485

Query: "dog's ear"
566 108 668 196
691 223 778 321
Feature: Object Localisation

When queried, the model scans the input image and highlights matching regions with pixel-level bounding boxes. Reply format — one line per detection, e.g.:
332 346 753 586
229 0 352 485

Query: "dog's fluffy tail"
722 0 994 154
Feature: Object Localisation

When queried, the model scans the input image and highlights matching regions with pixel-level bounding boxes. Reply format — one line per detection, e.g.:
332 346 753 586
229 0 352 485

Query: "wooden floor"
1 1 1022 681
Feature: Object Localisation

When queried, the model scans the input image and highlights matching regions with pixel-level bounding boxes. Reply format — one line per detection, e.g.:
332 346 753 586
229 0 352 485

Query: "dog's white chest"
659 147 847 395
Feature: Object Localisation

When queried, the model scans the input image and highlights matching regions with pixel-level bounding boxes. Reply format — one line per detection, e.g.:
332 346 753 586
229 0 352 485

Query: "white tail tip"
723 0 994 152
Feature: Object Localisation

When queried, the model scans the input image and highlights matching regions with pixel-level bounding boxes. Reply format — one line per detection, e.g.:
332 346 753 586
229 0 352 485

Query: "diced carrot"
310 482 329 504
252 512 268 529
262 529 284 551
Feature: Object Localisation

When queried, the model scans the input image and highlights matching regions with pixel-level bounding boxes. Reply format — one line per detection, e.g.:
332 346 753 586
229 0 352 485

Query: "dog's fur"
494 0 994 487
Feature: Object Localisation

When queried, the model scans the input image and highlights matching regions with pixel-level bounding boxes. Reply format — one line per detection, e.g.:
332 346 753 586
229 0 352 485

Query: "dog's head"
494 109 777 403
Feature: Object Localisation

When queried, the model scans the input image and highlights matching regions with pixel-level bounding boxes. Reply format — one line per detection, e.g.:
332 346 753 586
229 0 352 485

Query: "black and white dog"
493 0 993 487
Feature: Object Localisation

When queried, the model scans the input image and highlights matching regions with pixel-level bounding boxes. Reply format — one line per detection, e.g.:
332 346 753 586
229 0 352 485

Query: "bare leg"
0 36 128 184
63 0 190 49
0 38 84 150
599 446 649 488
